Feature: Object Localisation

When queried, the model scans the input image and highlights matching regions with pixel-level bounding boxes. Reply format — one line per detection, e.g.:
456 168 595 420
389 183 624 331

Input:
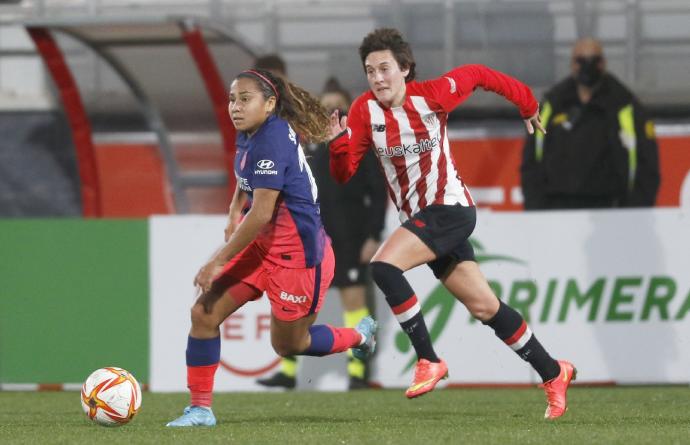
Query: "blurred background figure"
258 76 387 390
253 53 287 78
521 37 660 210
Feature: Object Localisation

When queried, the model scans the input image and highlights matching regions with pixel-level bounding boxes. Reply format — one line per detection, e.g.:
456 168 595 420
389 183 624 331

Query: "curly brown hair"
237 69 330 143
358 28 416 82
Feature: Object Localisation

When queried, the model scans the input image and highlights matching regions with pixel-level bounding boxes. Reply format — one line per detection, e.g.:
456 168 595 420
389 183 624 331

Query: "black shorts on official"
330 239 369 288
401 204 477 279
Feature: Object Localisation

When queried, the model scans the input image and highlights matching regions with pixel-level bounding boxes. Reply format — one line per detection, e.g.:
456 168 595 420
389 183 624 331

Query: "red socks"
187 363 219 407
328 325 362 353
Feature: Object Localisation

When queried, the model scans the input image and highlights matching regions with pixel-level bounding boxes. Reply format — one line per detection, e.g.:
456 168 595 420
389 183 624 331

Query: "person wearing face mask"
521 37 660 209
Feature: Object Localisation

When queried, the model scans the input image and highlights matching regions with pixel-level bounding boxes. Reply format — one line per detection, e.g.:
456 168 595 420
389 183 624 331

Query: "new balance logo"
279 291 307 304
372 124 386 132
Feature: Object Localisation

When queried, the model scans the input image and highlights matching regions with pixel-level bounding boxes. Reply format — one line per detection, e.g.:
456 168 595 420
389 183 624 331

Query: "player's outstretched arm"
426 64 542 134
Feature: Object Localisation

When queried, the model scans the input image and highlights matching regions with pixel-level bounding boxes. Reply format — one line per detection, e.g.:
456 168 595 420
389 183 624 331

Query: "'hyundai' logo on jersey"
257 159 275 169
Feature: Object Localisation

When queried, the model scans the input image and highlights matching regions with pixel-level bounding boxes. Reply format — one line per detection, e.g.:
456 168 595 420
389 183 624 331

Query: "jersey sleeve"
418 64 538 118
248 128 290 191
328 95 373 184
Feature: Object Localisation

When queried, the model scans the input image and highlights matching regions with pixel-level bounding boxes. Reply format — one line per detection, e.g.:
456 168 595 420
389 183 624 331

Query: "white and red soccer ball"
81 367 142 426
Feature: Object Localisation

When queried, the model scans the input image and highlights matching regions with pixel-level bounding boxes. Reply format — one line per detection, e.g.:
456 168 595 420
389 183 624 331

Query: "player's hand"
359 237 381 263
194 260 224 293
524 109 546 135
329 109 348 140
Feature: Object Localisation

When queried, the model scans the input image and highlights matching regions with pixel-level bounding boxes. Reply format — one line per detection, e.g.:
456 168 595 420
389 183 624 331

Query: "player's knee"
466 298 499 322
190 303 218 331
271 340 300 357
370 261 401 287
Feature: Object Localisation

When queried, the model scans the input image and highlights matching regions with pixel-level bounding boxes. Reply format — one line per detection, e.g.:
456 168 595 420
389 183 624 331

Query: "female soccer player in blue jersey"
167 69 377 427
329 28 575 419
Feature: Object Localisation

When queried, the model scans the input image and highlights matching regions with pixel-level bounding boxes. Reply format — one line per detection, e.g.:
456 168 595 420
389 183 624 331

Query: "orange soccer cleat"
542 360 577 419
405 358 449 399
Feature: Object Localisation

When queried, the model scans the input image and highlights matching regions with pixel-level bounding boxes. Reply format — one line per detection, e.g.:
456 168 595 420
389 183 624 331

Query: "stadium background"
1 0 690 391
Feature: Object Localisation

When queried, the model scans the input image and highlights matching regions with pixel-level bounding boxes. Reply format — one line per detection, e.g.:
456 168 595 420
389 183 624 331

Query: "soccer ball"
81 367 142 426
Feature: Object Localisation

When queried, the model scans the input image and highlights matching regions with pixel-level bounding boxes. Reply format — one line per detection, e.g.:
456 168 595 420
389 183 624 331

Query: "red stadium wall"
451 136 690 210
92 136 690 216
95 144 174 216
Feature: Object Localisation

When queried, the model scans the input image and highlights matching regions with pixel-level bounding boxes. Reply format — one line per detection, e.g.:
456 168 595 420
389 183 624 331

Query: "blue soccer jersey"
234 115 327 268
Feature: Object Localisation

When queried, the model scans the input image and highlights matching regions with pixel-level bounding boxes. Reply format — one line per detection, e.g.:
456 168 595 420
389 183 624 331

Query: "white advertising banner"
149 216 350 392
150 209 690 391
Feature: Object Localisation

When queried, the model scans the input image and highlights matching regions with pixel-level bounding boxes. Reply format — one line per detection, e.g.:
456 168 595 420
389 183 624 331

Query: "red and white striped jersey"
330 64 537 222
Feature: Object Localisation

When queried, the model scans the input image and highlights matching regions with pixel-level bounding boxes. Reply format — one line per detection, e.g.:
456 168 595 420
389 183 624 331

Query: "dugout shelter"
23 16 255 216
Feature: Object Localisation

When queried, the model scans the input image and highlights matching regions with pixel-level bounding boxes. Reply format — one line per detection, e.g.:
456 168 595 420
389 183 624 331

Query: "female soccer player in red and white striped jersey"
329 28 575 419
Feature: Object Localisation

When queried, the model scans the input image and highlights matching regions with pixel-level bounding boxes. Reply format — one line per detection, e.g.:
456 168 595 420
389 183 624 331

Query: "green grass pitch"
1 387 689 444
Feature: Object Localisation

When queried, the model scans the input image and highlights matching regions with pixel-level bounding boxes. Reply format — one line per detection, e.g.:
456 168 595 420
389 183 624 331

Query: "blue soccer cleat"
166 405 216 427
352 316 377 360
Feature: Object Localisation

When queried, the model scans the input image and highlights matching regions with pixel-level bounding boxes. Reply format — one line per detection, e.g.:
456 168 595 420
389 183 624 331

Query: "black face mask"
574 56 604 87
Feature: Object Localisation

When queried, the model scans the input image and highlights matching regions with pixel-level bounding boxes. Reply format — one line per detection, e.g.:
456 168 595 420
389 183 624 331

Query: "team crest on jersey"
423 113 439 127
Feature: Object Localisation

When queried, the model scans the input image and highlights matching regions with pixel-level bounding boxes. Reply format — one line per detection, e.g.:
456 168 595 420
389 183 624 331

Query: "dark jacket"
521 74 660 209
307 143 387 245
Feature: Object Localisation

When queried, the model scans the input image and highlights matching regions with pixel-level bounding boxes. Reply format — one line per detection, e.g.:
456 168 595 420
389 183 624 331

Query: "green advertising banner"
0 220 149 384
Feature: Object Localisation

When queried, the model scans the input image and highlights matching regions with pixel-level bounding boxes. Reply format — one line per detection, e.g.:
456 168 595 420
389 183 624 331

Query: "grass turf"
1 387 689 444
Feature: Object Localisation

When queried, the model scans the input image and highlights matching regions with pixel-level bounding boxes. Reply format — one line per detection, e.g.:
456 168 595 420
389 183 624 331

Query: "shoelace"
543 381 562 406
414 360 430 379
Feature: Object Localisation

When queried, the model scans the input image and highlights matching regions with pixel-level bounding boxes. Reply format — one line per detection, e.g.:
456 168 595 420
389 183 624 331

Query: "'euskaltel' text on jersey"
235 114 327 268
329 64 538 222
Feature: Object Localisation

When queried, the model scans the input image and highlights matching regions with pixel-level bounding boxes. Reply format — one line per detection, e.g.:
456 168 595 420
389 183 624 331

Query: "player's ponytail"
237 69 330 143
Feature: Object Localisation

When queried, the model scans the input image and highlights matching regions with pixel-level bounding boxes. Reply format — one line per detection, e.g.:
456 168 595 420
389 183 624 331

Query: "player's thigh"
193 280 261 328
371 225 436 271
192 244 266 326
442 261 499 321
265 244 334 322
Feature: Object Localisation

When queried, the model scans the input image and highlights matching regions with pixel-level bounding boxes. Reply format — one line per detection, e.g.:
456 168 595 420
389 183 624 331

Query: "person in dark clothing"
253 54 288 78
257 78 388 390
522 38 660 210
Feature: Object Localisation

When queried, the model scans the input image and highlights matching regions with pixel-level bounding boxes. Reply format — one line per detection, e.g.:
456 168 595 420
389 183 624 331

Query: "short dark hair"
358 28 416 82
322 77 352 104
253 54 287 76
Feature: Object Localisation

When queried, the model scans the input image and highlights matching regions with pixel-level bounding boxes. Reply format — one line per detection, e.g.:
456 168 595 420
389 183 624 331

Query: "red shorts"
213 242 335 322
